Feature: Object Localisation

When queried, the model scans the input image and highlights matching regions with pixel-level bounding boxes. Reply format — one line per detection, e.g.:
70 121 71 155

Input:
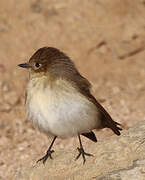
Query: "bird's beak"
18 63 31 69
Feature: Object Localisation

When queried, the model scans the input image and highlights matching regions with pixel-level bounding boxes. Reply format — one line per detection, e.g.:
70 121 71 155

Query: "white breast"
26 78 100 138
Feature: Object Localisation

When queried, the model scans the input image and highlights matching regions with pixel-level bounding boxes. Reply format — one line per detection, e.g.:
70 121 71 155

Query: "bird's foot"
75 147 93 164
37 149 54 164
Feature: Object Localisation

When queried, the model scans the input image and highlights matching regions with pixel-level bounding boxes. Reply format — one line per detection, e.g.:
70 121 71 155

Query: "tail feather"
101 117 122 136
81 131 97 142
78 89 123 136
86 93 122 136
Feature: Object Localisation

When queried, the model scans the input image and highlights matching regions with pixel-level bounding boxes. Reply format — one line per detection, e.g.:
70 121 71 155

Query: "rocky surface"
0 0 145 179
15 121 145 180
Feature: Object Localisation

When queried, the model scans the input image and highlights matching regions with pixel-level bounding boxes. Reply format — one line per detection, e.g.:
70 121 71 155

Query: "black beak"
18 63 31 69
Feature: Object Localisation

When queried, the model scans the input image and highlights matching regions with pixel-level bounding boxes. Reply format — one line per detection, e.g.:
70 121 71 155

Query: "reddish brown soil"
0 0 145 179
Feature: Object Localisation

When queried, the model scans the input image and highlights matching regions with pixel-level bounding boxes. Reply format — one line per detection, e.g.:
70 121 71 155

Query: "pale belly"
26 82 100 138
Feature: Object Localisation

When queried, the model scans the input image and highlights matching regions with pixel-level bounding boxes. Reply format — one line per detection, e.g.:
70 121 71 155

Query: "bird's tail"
82 92 122 136
101 115 122 136
91 96 122 135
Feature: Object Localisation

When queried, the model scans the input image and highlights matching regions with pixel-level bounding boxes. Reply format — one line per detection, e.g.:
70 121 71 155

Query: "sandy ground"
0 0 145 179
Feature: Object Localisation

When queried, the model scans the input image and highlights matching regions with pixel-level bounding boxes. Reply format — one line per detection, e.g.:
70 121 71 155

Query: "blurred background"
0 0 145 179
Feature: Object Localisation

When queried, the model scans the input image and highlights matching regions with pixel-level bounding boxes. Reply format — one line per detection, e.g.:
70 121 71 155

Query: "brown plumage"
18 47 122 164
28 47 122 137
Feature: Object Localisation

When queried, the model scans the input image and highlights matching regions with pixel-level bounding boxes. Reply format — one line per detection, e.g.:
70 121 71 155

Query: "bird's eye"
35 62 41 68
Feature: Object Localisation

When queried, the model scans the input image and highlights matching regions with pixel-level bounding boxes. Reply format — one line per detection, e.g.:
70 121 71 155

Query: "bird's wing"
74 73 122 136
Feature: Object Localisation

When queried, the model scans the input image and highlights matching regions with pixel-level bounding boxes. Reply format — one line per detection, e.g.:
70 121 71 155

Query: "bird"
18 47 122 164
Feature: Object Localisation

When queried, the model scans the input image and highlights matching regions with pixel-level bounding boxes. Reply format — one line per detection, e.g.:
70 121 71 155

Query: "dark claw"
37 150 55 164
75 147 93 164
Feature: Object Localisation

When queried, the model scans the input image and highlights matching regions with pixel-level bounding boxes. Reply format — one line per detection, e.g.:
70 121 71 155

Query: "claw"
75 147 93 164
37 150 55 164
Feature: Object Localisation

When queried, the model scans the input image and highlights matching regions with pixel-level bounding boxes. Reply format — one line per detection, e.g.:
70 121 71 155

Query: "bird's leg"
75 135 93 164
37 136 57 164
